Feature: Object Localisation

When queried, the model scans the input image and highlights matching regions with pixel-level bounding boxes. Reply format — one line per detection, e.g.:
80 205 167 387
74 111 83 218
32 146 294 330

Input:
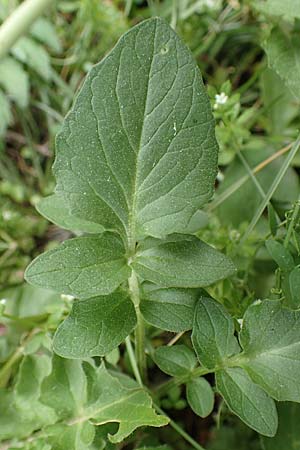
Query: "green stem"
0 346 23 388
0 0 54 59
125 336 143 387
154 404 206 450
128 271 147 382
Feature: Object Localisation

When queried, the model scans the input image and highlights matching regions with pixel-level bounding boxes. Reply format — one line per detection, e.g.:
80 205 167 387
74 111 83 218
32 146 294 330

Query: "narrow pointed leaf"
53 17 218 239
216 368 278 437
25 233 130 299
186 377 214 418
192 297 240 369
53 292 136 358
239 300 300 402
132 234 236 288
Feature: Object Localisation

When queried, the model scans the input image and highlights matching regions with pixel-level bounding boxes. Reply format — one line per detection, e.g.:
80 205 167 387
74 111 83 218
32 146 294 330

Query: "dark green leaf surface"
192 297 240 369
239 300 300 402
216 368 277 437
289 267 300 308
140 283 202 331
153 345 197 377
25 233 130 299
53 17 218 240
133 234 236 288
186 377 214 418
53 291 136 358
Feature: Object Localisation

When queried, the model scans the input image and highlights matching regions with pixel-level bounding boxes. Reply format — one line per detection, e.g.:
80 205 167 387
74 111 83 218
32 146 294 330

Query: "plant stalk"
0 0 54 59
128 270 147 382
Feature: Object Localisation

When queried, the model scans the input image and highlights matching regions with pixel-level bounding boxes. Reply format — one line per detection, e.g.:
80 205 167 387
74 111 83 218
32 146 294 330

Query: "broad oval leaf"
53 17 218 241
53 292 136 358
153 344 197 377
132 234 236 288
192 297 240 369
140 283 203 332
216 367 278 437
25 233 130 299
186 377 214 418
239 299 300 402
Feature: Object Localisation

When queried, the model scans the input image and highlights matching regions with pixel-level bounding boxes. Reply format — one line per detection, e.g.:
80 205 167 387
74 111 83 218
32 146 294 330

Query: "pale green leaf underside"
264 28 300 100
132 234 236 288
239 300 300 402
53 17 218 240
192 296 240 369
153 344 197 377
53 292 136 358
186 377 214 418
0 57 29 108
216 368 277 437
37 194 104 233
41 358 168 444
140 283 203 332
25 233 130 299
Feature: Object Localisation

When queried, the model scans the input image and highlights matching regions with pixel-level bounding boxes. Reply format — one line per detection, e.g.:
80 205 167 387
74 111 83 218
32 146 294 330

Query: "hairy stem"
128 270 147 382
0 0 54 59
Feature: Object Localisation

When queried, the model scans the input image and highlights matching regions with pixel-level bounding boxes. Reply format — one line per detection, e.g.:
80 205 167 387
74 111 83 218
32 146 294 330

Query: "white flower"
215 92 228 107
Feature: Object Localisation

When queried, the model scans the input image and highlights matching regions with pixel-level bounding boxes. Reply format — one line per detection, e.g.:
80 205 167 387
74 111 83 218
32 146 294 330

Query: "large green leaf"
132 234 235 288
262 403 300 450
53 291 136 358
25 233 130 299
264 27 300 100
52 17 218 240
216 368 277 437
239 300 300 402
153 344 197 377
192 297 240 369
41 357 168 444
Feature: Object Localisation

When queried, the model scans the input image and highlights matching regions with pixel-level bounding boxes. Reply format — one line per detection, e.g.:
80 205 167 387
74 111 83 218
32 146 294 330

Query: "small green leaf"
140 283 202 332
0 57 29 108
186 377 214 418
216 368 277 437
133 234 236 288
30 18 62 53
153 345 197 377
265 240 294 271
288 266 300 308
262 403 300 450
239 300 300 402
25 233 130 299
12 36 52 80
192 297 240 369
37 194 105 234
264 27 300 100
53 17 218 240
53 291 136 358
0 89 12 135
